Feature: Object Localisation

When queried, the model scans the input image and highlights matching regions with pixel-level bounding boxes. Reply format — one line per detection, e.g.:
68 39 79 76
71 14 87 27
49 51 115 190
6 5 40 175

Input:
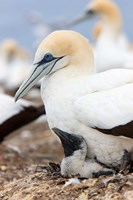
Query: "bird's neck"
41 62 95 107
69 149 87 163
95 22 122 48
48 62 94 83
100 13 122 38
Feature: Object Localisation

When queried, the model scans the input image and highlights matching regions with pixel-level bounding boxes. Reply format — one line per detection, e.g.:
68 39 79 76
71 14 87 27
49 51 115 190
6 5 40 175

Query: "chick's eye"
44 53 54 62
70 137 77 144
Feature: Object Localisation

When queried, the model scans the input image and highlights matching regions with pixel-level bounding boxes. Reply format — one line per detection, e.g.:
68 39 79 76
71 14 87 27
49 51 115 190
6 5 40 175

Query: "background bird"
28 11 66 47
0 94 45 142
0 39 32 92
67 0 133 72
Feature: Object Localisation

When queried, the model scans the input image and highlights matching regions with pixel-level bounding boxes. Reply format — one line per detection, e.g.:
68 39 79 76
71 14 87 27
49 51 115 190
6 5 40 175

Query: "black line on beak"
16 56 64 101
46 56 64 75
15 66 44 101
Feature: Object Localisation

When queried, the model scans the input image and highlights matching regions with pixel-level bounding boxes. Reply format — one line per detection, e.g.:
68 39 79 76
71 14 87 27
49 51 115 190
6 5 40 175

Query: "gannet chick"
120 150 133 174
67 0 133 71
53 128 114 178
15 30 133 170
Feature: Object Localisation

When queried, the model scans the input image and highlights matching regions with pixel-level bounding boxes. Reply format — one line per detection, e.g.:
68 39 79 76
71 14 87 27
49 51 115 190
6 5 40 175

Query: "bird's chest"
41 79 79 131
45 96 75 129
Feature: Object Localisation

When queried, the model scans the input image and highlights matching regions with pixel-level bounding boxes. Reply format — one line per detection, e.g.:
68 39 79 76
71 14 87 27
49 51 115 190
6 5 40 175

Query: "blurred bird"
15 30 133 170
0 94 45 142
0 39 32 91
53 128 114 178
28 11 66 47
67 0 133 72
92 22 103 41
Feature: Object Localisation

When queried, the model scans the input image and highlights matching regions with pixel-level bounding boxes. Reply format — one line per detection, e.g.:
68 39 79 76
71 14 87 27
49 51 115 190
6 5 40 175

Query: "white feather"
63 178 80 188
42 68 133 166
95 31 133 72
74 83 133 129
0 94 34 124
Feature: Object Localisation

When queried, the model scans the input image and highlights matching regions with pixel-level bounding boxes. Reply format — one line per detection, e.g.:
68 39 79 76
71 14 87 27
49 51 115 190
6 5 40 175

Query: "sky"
0 0 133 50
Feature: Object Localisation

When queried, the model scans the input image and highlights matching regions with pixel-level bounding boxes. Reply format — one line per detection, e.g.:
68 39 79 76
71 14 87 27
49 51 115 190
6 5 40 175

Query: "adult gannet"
67 0 133 72
15 30 133 169
0 94 45 142
53 128 114 178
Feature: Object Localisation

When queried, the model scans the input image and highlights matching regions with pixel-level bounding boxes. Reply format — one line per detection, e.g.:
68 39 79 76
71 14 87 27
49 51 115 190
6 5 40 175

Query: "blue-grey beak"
15 63 47 102
66 10 95 27
15 55 63 102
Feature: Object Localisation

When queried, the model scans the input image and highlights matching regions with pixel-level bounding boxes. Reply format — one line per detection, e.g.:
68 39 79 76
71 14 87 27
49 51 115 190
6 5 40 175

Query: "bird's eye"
44 53 54 62
85 9 95 16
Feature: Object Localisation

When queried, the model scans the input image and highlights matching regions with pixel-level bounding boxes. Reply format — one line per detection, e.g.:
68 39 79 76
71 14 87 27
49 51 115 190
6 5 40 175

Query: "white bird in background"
0 39 32 91
0 94 45 142
28 11 66 47
67 0 133 72
15 30 133 171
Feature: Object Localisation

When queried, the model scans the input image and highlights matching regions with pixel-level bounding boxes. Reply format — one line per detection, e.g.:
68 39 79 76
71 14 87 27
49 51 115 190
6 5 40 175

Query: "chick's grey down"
53 128 114 178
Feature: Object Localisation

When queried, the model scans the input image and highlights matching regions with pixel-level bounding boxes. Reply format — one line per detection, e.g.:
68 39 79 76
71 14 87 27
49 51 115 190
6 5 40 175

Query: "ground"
0 119 133 200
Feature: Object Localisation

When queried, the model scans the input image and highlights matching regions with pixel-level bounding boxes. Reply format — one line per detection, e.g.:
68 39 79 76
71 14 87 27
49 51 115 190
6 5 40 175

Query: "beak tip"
14 91 20 102
14 97 18 102
52 127 58 134
14 97 18 103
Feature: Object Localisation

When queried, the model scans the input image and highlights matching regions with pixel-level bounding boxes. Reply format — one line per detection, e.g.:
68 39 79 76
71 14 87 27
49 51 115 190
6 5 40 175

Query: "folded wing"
74 79 133 139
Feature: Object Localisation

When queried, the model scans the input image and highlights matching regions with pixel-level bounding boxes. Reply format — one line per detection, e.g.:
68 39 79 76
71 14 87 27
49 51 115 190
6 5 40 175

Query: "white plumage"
0 94 45 142
15 30 133 169
74 83 133 129
68 0 133 71
0 94 34 124
0 39 32 89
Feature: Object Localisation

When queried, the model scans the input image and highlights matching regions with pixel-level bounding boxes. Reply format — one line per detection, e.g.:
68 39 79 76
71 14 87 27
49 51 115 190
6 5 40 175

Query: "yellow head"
35 30 93 66
15 30 94 101
67 0 122 32
88 0 122 28
0 39 29 61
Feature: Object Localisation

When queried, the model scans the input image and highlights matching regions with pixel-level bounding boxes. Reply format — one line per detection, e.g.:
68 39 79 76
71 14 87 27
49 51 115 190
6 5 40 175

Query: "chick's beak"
52 128 71 145
52 128 76 157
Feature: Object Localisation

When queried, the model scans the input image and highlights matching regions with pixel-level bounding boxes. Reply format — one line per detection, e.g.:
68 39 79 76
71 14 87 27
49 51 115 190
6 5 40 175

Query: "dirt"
0 93 133 199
